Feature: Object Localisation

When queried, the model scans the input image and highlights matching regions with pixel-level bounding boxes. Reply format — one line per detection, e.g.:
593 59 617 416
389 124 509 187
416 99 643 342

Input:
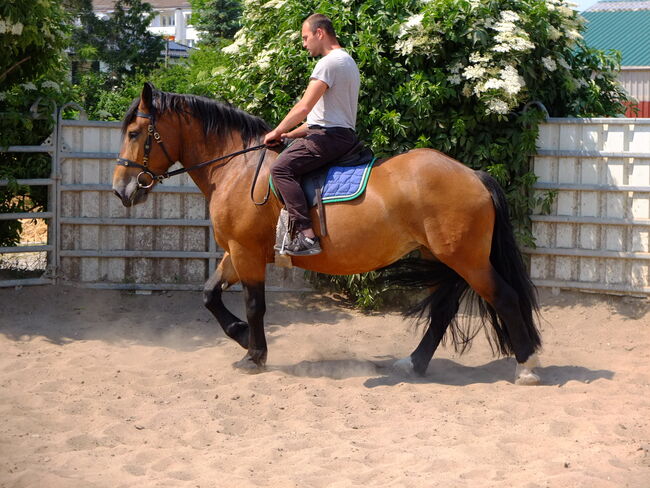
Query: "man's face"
301 22 323 57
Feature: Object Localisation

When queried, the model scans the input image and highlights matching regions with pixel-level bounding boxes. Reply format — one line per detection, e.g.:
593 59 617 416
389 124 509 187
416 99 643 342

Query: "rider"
264 14 360 256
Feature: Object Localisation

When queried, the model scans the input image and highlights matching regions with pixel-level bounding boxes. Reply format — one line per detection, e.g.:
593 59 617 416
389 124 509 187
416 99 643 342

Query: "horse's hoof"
232 353 266 374
514 354 541 385
393 356 415 375
515 370 541 385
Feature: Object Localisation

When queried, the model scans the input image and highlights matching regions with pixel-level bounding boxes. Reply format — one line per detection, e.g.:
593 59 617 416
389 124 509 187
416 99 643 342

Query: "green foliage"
205 0 629 307
71 0 164 87
1 1 73 246
190 0 243 45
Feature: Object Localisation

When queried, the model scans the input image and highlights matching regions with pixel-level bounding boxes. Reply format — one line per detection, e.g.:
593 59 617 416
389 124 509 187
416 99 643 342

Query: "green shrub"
201 0 628 307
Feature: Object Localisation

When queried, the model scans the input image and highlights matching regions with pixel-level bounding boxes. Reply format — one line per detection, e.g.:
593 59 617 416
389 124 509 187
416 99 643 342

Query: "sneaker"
284 232 322 256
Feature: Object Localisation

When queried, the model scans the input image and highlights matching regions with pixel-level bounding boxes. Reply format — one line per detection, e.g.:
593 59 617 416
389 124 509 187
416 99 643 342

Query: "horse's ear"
140 82 156 110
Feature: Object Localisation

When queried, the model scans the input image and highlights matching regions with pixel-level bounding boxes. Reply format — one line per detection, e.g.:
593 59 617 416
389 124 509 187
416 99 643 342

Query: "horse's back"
295 148 496 274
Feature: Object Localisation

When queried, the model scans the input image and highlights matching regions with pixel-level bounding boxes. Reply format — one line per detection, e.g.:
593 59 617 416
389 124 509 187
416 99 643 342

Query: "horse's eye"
128 131 139 140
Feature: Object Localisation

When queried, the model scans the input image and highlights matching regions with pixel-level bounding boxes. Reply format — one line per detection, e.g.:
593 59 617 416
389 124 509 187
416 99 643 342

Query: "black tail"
382 170 541 357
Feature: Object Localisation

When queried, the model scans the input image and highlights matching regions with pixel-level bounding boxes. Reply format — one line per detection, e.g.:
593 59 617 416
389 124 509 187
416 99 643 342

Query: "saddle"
271 142 375 261
271 141 375 236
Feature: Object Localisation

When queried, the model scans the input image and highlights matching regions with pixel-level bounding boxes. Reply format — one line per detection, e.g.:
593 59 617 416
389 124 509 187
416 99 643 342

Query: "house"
582 0 650 117
92 0 200 48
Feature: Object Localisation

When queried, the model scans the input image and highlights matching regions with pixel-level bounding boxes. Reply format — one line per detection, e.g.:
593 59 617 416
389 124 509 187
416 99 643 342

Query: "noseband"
116 111 267 195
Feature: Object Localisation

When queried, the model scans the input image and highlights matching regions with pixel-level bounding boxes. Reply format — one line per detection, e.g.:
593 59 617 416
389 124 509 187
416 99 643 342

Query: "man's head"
301 14 338 57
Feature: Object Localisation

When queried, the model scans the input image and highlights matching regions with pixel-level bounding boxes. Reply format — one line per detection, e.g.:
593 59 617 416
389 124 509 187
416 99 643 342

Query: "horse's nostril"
113 189 132 207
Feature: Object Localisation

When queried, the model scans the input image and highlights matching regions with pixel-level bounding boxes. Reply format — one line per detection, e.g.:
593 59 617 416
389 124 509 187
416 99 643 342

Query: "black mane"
122 89 270 147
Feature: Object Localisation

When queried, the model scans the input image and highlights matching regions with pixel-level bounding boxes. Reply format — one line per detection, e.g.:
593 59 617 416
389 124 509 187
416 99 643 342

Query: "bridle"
116 111 269 203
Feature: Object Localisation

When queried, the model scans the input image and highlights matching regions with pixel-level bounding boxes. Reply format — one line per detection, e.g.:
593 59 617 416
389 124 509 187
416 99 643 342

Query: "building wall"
620 68 650 118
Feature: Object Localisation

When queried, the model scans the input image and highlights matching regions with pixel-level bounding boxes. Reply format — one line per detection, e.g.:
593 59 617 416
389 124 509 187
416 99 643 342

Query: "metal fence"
2 113 649 295
36 111 305 291
529 117 650 295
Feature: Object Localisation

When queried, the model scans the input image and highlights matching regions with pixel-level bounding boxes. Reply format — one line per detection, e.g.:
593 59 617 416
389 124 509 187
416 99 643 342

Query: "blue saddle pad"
270 158 376 207
320 159 375 203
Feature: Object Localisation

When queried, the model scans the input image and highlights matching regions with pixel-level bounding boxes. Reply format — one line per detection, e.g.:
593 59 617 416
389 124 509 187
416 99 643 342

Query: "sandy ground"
0 285 649 488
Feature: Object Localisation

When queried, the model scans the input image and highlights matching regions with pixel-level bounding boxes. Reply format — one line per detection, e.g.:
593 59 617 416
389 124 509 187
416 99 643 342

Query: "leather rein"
115 111 271 205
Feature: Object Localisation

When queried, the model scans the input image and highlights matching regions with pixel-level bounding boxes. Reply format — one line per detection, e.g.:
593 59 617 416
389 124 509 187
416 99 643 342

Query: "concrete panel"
557 191 576 216
605 227 624 251
579 224 599 250
556 223 574 248
558 158 576 183
579 192 598 218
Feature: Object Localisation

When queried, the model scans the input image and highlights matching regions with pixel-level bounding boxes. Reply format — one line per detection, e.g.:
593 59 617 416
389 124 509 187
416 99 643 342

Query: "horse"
112 83 542 385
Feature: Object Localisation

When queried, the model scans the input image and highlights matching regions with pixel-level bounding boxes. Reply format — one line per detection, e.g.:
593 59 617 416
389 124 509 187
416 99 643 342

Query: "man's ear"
140 82 156 110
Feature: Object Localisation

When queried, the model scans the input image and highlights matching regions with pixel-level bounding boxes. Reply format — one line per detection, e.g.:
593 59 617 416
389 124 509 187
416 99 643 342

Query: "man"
264 14 360 256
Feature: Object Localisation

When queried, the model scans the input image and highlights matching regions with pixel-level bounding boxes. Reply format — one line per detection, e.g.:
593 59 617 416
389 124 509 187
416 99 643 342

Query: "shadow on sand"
272 356 614 387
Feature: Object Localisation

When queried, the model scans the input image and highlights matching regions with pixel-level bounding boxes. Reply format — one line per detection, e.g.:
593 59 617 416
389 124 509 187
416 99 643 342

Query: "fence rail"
529 117 650 295
2 112 648 295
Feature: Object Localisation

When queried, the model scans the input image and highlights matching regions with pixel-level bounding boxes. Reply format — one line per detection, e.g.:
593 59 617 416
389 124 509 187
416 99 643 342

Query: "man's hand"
264 129 284 147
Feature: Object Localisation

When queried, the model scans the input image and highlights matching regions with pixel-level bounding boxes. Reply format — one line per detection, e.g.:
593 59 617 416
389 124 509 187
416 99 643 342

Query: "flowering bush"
202 0 630 306
211 0 628 241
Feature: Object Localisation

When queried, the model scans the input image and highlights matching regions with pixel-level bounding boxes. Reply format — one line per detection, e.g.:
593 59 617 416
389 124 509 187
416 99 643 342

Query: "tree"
190 0 243 45
209 0 630 307
72 0 164 85
1 0 72 246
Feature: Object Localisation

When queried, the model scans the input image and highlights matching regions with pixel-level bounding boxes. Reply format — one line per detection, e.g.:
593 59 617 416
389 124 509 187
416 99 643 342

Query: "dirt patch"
0 286 648 487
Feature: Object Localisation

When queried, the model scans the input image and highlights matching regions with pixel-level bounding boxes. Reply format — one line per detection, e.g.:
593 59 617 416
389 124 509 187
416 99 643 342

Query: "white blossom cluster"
0 18 24 35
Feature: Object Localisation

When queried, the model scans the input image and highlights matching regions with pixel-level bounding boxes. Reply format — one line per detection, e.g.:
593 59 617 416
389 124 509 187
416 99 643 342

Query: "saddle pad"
270 158 376 207
321 158 376 203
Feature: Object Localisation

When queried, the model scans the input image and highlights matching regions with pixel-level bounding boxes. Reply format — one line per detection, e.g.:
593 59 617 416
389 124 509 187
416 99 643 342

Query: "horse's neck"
182 133 264 198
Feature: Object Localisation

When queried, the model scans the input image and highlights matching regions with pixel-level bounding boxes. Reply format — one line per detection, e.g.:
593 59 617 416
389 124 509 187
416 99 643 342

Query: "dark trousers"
271 126 357 231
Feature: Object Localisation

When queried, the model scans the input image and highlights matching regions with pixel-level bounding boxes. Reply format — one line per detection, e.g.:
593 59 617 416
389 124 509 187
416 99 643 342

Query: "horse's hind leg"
462 265 541 385
203 252 248 348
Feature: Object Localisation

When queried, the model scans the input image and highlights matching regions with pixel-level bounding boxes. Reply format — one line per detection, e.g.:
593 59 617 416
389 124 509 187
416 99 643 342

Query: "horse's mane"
122 89 271 147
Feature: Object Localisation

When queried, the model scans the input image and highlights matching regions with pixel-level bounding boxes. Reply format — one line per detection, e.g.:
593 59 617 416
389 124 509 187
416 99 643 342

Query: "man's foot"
284 232 321 256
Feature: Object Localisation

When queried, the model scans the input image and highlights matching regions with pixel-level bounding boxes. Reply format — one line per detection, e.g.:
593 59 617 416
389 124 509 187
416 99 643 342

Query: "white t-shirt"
306 48 360 130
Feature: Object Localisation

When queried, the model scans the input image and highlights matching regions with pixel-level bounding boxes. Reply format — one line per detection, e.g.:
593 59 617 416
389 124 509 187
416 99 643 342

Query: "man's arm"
264 79 328 146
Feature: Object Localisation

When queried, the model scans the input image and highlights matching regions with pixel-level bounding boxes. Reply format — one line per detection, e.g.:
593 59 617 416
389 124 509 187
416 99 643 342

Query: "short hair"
304 14 336 38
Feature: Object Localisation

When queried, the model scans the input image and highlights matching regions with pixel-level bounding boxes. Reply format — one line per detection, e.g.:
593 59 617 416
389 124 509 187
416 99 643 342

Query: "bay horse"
113 83 542 385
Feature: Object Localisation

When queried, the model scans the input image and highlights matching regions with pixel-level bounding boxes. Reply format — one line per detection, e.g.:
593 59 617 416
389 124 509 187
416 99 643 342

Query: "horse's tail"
382 171 541 357
475 170 541 354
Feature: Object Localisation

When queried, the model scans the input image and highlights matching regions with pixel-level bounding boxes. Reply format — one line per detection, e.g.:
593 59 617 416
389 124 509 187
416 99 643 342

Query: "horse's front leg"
232 281 267 373
203 252 248 348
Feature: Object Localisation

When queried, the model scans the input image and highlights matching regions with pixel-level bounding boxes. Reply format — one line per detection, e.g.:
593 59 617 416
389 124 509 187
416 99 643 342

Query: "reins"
116 111 270 204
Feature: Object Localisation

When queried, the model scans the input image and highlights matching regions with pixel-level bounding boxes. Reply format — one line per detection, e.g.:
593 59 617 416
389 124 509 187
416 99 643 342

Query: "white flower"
462 84 473 97
447 74 462 85
558 5 574 17
395 38 415 55
492 21 516 33
483 78 505 90
0 20 6 34
500 11 520 23
255 48 277 70
548 25 562 40
469 52 491 63
262 0 286 8
565 29 582 40
557 56 571 70
449 62 464 74
0 92 6 101
399 13 424 36
487 99 509 114
463 65 486 80
500 65 525 95
11 22 23 35
41 80 60 91
542 56 557 71
222 42 240 54
21 82 36 91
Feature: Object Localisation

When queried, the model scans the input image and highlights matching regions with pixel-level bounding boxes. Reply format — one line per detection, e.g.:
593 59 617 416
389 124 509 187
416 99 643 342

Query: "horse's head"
112 82 182 207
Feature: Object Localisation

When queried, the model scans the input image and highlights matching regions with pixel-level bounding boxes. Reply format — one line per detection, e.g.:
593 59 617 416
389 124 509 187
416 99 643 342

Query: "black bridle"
116 111 269 203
